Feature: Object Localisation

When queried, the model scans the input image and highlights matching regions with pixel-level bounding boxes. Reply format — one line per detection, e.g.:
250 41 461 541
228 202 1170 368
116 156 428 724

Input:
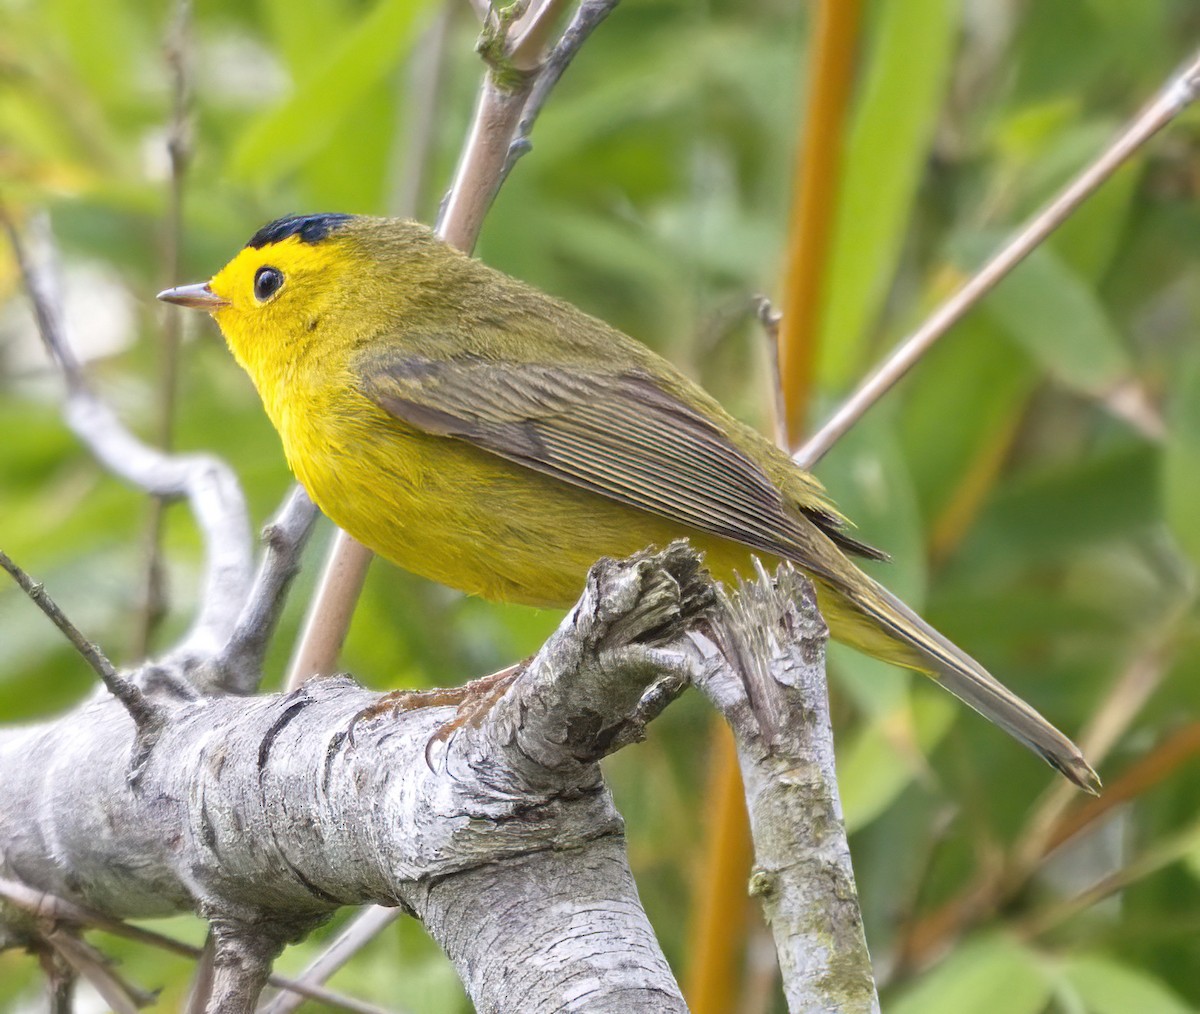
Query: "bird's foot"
345 660 527 749
427 659 527 746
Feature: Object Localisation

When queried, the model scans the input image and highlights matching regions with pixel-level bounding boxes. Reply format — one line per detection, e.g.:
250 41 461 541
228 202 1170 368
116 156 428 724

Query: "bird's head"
158 213 447 387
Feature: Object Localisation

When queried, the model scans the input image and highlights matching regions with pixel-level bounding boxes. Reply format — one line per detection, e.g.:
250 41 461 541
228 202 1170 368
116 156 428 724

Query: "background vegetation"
2 0 1200 1010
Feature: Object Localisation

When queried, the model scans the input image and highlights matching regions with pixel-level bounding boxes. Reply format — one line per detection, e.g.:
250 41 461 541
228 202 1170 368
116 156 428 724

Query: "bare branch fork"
2 504 859 1014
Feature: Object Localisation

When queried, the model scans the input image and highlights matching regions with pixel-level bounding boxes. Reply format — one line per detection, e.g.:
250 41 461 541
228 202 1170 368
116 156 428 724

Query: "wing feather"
357 352 882 575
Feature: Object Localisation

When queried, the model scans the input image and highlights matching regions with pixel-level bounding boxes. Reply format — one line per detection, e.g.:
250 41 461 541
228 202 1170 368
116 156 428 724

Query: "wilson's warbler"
160 213 1097 791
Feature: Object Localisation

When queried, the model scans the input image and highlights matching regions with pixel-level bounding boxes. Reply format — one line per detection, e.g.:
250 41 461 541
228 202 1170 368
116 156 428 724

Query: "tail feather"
819 577 1100 794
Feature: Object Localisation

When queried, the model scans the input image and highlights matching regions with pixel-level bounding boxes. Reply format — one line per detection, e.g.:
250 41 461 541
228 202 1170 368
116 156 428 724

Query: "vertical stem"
286 532 375 687
136 0 192 658
719 567 879 1013
287 5 460 689
286 17 539 688
437 78 533 253
390 1 455 219
777 0 863 450
683 725 755 1014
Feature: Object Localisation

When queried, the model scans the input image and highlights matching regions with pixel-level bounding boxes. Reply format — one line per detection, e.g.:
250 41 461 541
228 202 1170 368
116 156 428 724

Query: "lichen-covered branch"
698 562 880 1014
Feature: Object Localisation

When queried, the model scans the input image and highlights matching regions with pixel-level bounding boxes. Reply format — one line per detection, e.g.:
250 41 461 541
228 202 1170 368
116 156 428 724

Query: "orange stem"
777 0 864 449
683 724 754 1013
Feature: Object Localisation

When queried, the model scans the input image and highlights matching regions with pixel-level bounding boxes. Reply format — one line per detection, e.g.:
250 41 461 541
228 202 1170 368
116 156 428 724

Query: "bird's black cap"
245 213 353 249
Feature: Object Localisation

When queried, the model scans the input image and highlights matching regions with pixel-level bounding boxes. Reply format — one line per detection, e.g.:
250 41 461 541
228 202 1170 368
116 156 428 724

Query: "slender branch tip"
0 549 157 728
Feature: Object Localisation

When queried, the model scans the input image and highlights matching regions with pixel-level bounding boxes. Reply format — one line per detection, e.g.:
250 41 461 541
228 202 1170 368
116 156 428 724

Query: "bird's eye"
254 266 284 302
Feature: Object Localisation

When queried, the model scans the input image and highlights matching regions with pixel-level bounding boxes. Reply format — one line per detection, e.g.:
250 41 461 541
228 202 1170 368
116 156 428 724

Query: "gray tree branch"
1 533 881 1012
0 546 717 1012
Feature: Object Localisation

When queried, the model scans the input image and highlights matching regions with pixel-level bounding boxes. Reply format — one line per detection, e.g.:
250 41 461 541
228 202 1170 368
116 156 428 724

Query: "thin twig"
0 212 82 386
500 0 619 182
390 0 455 219
46 931 149 1014
510 0 574 70
1018 815 1200 939
1012 615 1183 876
183 935 216 1014
795 47 1200 469
285 532 372 689
894 605 1189 973
0 549 157 727
136 0 195 658
0 878 392 1014
160 0 194 442
259 906 402 1014
36 946 77 1014
1040 721 1200 858
220 487 318 693
754 296 787 447
0 877 194 959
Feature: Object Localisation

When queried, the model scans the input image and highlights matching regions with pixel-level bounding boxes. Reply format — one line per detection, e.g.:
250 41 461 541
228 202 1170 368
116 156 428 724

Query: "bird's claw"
345 660 528 766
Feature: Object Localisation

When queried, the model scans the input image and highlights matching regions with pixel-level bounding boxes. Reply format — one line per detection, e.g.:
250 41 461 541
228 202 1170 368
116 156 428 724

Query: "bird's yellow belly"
276 388 925 672
283 402 751 607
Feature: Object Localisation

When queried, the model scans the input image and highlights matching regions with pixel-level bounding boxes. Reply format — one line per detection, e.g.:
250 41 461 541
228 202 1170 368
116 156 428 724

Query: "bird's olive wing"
357 353 881 570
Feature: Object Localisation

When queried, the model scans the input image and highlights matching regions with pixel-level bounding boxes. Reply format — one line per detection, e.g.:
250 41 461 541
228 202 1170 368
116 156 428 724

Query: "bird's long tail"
816 576 1100 793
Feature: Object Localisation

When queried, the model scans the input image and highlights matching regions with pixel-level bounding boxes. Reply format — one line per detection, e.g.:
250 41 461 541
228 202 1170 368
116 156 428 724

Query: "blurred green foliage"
2 0 1200 1010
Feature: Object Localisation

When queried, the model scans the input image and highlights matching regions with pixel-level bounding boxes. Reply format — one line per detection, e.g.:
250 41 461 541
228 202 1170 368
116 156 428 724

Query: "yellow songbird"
160 213 1097 790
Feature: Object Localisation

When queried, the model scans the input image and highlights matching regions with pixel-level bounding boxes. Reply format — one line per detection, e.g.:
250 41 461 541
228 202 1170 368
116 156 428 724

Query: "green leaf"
947 442 1159 585
900 313 1034 525
839 691 956 833
229 0 428 183
818 0 960 386
888 935 1052 1014
1058 954 1193 1014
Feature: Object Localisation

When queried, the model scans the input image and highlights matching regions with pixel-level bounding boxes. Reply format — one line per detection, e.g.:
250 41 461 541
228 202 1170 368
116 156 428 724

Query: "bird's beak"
156 282 229 311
